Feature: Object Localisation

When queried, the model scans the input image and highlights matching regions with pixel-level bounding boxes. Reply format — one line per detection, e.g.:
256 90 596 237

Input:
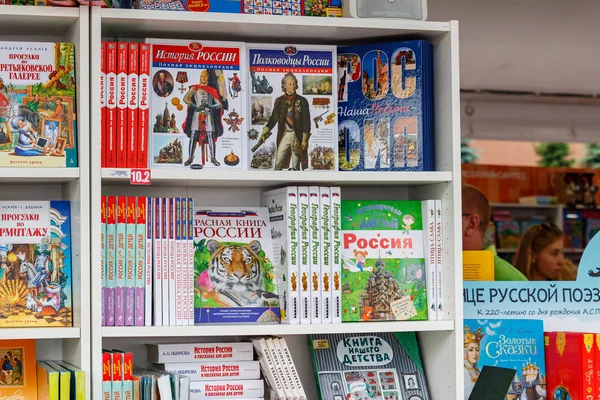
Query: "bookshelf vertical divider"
0 6 91 400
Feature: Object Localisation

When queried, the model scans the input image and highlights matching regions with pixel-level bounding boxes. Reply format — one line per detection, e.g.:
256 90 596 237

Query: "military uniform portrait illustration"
253 72 311 171
182 69 226 169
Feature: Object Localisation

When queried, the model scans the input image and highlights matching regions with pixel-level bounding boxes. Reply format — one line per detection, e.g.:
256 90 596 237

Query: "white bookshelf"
102 321 455 338
90 8 462 400
0 6 90 399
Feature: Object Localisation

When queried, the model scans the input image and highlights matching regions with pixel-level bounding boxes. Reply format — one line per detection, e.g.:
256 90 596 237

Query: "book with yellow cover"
37 361 59 400
462 250 494 281
44 361 71 400
0 340 37 399
56 360 85 400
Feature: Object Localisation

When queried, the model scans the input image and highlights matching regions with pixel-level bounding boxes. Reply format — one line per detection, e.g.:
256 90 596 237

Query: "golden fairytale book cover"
0 42 77 167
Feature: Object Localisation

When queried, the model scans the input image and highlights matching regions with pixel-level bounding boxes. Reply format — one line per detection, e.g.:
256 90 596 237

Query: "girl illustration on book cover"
463 326 484 400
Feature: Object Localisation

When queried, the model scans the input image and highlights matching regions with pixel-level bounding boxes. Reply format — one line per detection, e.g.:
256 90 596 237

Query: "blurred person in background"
513 222 575 281
462 184 527 281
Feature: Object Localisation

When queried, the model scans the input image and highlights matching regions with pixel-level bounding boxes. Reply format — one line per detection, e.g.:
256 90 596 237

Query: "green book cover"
341 200 428 322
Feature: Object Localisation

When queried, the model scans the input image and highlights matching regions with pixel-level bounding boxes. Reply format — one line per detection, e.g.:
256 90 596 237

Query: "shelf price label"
130 169 151 185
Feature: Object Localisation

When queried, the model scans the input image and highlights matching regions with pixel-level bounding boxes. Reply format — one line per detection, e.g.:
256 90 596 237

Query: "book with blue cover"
337 40 433 172
463 319 546 400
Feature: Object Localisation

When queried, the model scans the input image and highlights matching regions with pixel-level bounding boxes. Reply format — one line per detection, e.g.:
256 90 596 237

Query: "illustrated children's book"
147 39 246 170
310 332 431 400
337 40 433 171
545 331 594 400
463 319 546 400
246 43 338 171
341 200 428 322
0 201 72 327
0 340 36 399
193 207 280 324
0 42 78 167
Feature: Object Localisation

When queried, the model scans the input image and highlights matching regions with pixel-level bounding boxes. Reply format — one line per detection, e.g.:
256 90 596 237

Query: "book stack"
251 338 306 400
100 196 195 327
100 41 150 169
149 342 264 399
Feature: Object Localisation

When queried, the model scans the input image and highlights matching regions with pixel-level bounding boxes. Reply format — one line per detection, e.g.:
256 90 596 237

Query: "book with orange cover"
0 340 37 399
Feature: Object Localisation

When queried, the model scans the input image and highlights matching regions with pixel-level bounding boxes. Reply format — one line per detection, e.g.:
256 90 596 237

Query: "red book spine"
127 43 139 168
112 351 122 382
595 334 600 400
138 43 150 168
116 42 129 169
123 352 133 382
106 42 117 168
100 42 106 167
583 333 595 400
102 352 111 383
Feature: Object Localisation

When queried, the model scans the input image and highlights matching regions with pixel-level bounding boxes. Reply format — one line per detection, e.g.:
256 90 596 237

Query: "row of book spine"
100 41 149 168
102 351 134 400
100 196 195 326
421 200 445 321
262 186 342 324
37 361 86 400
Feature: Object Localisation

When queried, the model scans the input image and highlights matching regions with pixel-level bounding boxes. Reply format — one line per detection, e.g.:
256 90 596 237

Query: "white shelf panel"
0 168 80 183
103 321 454 338
491 203 561 209
102 168 452 187
0 6 80 35
100 8 450 42
0 327 80 340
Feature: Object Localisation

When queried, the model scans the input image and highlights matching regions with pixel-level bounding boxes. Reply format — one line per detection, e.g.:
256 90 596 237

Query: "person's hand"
301 133 309 151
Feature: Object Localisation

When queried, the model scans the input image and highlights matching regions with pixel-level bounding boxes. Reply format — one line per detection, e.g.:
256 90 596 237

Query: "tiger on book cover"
193 207 280 324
